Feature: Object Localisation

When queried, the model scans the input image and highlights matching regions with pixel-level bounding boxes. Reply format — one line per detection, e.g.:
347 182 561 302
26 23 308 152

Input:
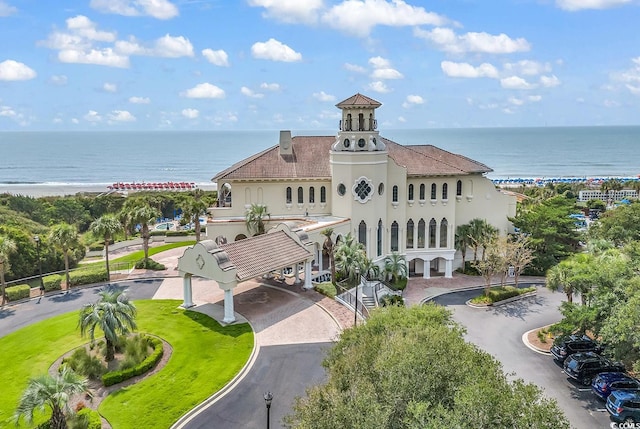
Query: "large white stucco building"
204 93 516 279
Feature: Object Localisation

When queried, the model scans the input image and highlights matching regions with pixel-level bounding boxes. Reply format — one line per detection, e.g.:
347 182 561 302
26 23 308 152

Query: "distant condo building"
578 189 638 202
203 93 516 278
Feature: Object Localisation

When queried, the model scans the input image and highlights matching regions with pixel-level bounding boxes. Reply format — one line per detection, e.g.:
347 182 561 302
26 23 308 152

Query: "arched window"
440 218 448 248
406 219 414 248
320 186 326 203
392 185 398 203
391 221 399 252
419 183 425 200
346 113 352 131
377 219 383 256
442 183 448 200
429 218 437 248
431 183 437 200
286 187 292 204
418 219 426 248
358 113 365 131
408 184 414 201
309 186 315 203
359 220 367 247
456 180 462 197
297 187 303 204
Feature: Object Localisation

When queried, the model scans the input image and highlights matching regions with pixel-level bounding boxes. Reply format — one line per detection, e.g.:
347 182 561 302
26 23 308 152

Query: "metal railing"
335 276 370 320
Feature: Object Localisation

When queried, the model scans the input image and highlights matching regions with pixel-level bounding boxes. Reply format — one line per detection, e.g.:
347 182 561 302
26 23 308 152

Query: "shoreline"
0 182 217 198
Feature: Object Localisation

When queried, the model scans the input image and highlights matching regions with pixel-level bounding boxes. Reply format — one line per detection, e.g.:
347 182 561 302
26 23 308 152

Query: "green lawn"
0 300 254 428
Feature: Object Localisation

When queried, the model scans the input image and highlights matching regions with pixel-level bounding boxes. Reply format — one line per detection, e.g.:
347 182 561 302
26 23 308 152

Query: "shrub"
102 336 163 386
379 294 404 307
68 268 108 287
5 284 30 301
43 274 62 292
388 277 407 291
69 408 102 429
88 243 104 251
135 258 166 270
119 335 152 370
537 330 547 344
149 230 166 237
61 347 106 380
314 282 337 299
471 286 536 304
166 230 189 237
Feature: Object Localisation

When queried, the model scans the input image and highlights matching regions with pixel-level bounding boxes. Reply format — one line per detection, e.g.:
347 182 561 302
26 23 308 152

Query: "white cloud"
58 48 130 68
540 74 561 87
103 82 117 92
0 60 37 81
84 110 102 122
441 61 499 79
402 95 424 109
260 82 280 91
397 116 407 123
182 83 225 99
248 0 323 24
202 48 229 66
0 1 17 16
500 76 533 89
508 97 524 106
369 56 390 69
503 60 552 76
0 105 16 117
251 38 302 62
604 99 620 107
369 81 390 93
313 91 336 102
108 110 136 122
414 27 530 54
610 57 640 95
241 86 264 98
66 15 116 42
116 34 194 58
90 0 179 19
322 0 450 37
528 95 542 102
556 0 631 11
371 68 403 80
50 75 68 86
71 118 80 124
181 108 199 119
129 96 150 104
626 84 640 95
344 63 366 73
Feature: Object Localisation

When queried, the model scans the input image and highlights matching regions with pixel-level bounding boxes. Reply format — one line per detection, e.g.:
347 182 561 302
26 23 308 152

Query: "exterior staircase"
361 294 376 311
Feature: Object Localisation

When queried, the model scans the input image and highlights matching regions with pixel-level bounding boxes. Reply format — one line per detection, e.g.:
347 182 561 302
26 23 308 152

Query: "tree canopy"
285 305 568 429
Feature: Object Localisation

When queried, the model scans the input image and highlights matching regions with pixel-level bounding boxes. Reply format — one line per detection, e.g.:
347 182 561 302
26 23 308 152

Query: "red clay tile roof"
220 230 312 281
336 93 382 108
212 135 491 181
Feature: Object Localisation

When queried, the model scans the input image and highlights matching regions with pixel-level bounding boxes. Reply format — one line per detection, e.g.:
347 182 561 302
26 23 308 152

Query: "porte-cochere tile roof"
212 135 492 182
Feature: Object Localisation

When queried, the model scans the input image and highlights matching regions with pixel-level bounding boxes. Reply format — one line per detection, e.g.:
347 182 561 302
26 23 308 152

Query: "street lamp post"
34 235 44 295
263 391 273 429
354 266 360 326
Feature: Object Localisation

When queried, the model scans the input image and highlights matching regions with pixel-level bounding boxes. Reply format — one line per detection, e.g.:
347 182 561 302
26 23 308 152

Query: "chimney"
279 130 292 155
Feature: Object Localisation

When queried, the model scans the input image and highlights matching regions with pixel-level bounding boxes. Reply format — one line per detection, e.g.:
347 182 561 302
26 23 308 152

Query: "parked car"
563 352 625 386
550 334 603 362
592 372 640 401
606 390 640 424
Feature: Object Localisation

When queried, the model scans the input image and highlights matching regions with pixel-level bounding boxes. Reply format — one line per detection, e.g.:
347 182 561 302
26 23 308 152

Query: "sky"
1 0 639 131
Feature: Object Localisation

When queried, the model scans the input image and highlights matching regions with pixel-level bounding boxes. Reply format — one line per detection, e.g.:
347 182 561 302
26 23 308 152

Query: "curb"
522 326 553 356
464 291 538 308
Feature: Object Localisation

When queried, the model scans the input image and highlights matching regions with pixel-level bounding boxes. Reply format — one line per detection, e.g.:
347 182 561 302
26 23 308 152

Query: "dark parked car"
606 390 640 424
592 372 640 401
550 334 603 362
563 352 625 386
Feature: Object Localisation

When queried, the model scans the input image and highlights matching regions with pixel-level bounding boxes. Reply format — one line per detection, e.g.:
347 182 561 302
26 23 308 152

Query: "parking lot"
432 285 612 428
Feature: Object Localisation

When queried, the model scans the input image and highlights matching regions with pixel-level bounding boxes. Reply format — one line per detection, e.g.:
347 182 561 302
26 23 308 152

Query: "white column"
423 259 431 279
317 246 323 271
223 289 236 324
181 274 194 308
445 259 453 278
303 261 313 289
294 263 301 284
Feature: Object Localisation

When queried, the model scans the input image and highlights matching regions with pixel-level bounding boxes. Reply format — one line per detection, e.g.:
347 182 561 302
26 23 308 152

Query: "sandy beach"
0 183 217 198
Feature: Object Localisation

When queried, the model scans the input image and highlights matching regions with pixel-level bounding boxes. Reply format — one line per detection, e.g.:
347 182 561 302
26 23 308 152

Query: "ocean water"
0 127 638 188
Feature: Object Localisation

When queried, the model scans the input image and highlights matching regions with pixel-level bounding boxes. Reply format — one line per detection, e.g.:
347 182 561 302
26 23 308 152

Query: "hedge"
43 274 62 292
76 408 102 429
135 258 166 270
68 268 108 287
149 230 166 237
166 230 190 237
102 336 164 386
5 284 30 301
88 243 104 251
487 286 536 303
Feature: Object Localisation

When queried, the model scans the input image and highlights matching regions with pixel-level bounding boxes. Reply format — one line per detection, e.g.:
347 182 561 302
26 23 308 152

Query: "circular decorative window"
378 183 384 195
337 183 346 196
343 139 350 148
352 176 374 203
358 138 366 148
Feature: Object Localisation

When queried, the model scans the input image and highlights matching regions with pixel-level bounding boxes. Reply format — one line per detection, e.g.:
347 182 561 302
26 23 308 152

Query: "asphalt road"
432 285 611 429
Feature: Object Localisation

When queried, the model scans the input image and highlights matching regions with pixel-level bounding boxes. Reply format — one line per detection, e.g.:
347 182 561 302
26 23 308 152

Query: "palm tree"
546 260 574 303
14 366 88 429
48 223 79 290
245 203 270 236
181 190 209 242
360 257 381 280
0 235 17 306
334 233 366 285
90 214 122 281
384 252 407 284
321 228 336 285
128 203 161 263
467 218 486 262
79 288 137 361
455 224 472 270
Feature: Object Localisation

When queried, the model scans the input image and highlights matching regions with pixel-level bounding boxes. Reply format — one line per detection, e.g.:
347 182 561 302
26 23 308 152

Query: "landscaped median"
0 300 253 429
466 285 537 307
